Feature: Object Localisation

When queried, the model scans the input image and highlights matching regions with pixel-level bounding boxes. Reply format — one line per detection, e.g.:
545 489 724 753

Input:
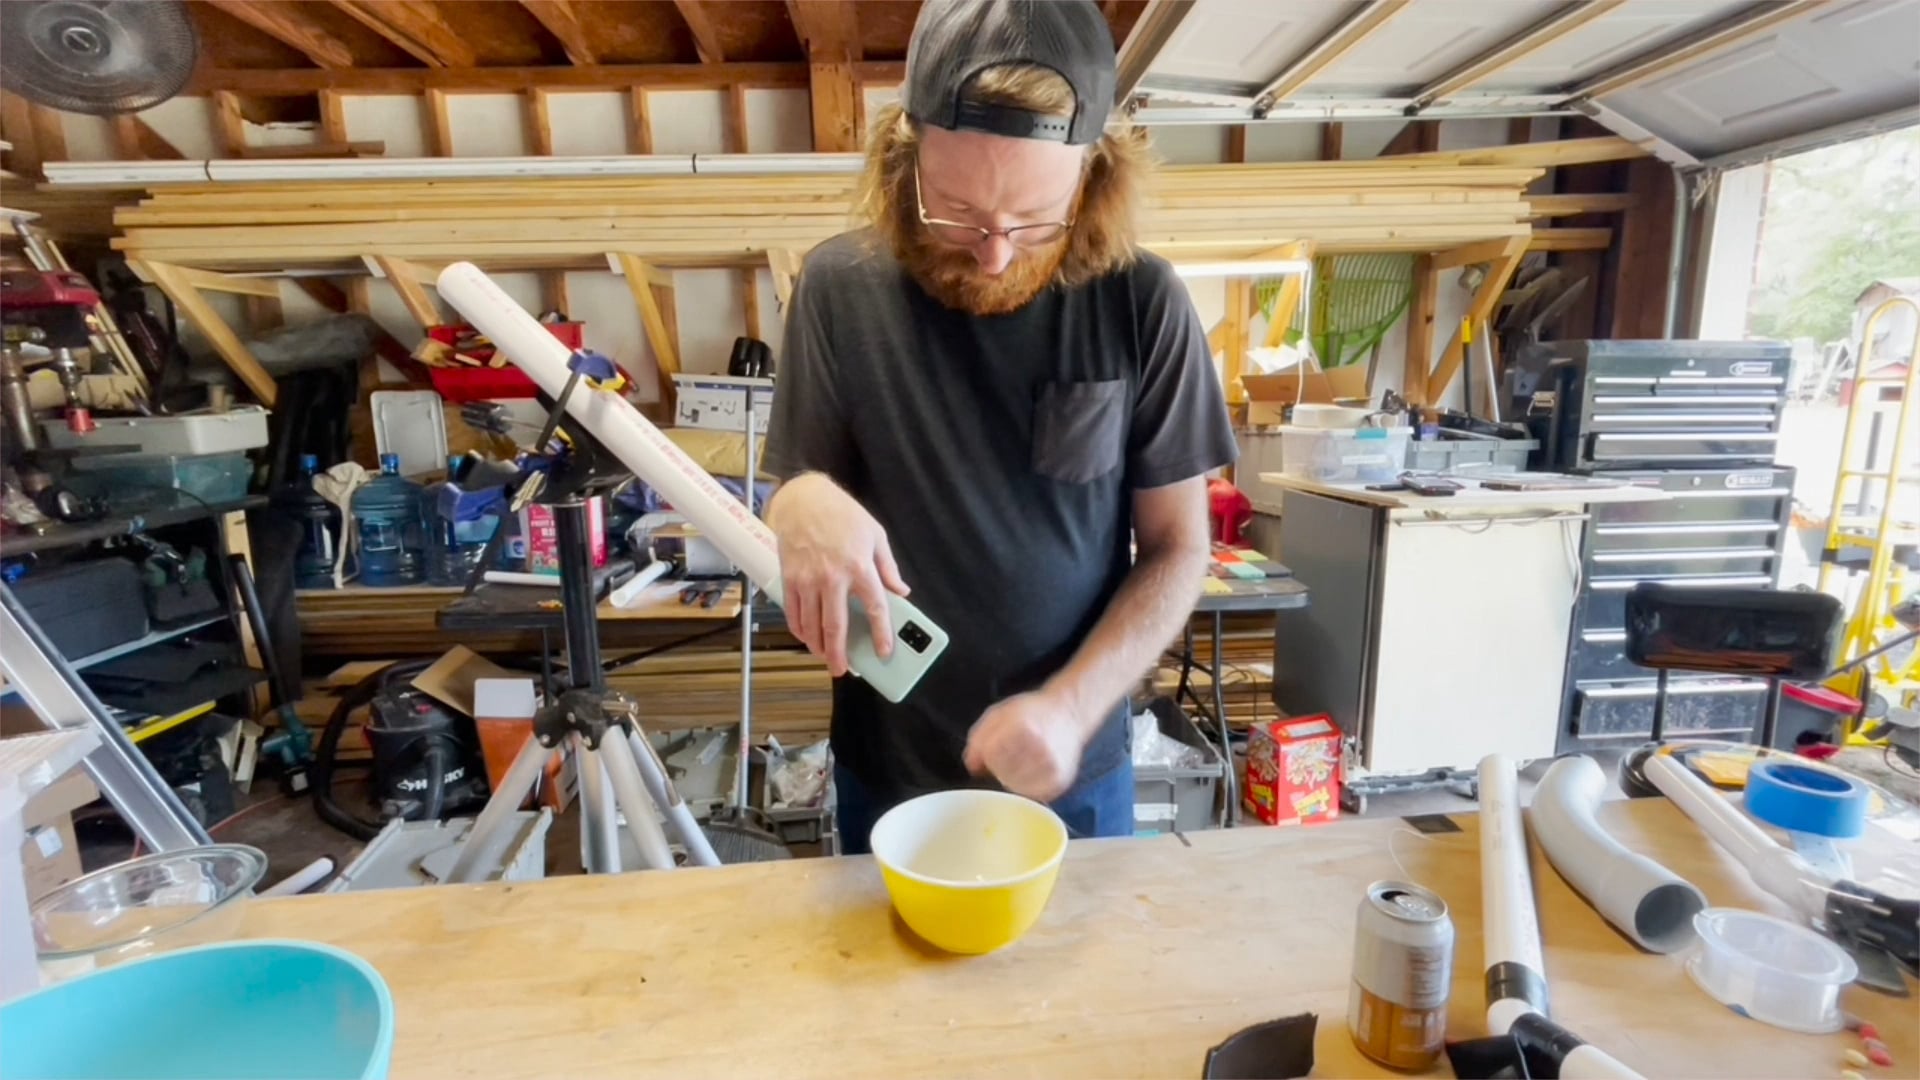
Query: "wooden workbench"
226 798 1916 1078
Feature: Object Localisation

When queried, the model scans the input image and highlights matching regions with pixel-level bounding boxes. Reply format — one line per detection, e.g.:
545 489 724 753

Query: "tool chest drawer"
1568 678 1769 742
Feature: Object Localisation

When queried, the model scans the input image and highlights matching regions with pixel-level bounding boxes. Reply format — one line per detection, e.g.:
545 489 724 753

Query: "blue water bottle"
352 454 425 586
276 453 342 589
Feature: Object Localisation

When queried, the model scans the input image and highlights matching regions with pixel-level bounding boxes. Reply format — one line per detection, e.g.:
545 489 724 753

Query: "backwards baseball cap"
903 0 1117 146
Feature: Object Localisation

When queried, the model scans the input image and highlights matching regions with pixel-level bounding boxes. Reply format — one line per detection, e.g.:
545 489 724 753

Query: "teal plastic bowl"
0 940 394 1080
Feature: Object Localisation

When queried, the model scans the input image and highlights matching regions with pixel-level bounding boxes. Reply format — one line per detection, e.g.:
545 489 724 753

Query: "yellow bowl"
869 788 1068 955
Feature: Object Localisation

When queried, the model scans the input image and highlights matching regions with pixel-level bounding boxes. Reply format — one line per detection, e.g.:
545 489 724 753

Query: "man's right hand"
766 472 910 677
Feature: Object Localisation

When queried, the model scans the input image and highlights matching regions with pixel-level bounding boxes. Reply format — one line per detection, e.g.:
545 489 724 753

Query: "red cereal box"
1243 714 1342 826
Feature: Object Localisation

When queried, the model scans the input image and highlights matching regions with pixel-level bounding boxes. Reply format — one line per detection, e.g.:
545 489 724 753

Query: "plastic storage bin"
41 406 270 457
1133 697 1225 834
70 452 253 502
1404 437 1537 474
1279 426 1411 484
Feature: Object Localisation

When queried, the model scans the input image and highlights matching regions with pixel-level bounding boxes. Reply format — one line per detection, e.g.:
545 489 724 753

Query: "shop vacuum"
314 661 489 840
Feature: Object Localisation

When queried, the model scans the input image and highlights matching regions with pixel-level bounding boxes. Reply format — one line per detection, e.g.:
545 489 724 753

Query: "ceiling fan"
1 0 199 116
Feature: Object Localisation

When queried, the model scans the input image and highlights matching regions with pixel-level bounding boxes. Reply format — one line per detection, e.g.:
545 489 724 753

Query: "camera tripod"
446 349 783 883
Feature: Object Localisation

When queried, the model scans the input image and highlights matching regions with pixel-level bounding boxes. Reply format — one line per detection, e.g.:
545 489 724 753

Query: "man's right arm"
761 261 908 676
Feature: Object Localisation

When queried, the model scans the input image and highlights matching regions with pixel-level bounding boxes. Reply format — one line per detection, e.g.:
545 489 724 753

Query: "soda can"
1348 880 1454 1070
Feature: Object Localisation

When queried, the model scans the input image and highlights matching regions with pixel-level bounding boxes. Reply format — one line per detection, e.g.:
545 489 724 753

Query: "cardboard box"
23 768 99 901
672 374 774 435
515 496 607 577
1243 714 1342 826
1242 363 1371 427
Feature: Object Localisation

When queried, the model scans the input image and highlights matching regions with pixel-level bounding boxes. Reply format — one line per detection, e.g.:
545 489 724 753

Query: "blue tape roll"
1744 760 1869 839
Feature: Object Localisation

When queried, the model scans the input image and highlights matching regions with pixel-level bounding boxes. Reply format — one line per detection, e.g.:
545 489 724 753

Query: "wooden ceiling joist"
1253 0 1410 111
204 0 356 68
183 61 900 95
327 0 477 69
1567 0 1820 101
519 0 598 66
787 1 863 63
1412 0 1627 109
671 1 729 64
1115 0 1196 105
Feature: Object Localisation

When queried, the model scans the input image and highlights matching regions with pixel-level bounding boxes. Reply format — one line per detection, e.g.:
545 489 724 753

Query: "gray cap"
903 0 1116 146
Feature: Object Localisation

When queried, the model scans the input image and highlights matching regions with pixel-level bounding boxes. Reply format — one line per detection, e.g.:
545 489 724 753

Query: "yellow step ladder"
1816 296 1920 734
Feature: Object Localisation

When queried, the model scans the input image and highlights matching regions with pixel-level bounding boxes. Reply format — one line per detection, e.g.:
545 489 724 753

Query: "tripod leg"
577 738 621 874
447 736 552 884
599 733 680 871
629 731 721 867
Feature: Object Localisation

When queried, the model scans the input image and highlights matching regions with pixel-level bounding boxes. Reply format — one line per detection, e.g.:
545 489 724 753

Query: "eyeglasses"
914 165 1075 248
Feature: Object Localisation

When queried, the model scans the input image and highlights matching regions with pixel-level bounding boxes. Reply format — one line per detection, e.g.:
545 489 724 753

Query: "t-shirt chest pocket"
1031 379 1128 485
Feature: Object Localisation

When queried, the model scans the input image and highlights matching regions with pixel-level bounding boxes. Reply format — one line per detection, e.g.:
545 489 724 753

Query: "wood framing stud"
768 249 803 310
1413 0 1626 107
236 140 385 159
1116 0 1196 104
742 269 761 341
726 84 749 153
787 1 862 62
131 260 279 406
613 253 682 410
425 88 453 156
374 256 443 329
1221 276 1250 405
1258 241 1315 351
628 88 653 154
672 1 728 64
1254 0 1409 108
213 91 248 156
1380 118 1440 157
206 0 355 68
1 92 43 179
1226 125 1247 164
541 270 570 317
245 294 285 335
27 102 66 164
319 90 350 144
1427 236 1526 403
327 0 478 68
520 0 599 65
1401 255 1437 407
185 62 850 95
1568 0 1819 100
1320 122 1343 161
527 90 556 156
809 62 860 153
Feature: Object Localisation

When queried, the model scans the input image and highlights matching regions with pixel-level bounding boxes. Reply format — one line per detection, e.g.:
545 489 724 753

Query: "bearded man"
763 0 1235 851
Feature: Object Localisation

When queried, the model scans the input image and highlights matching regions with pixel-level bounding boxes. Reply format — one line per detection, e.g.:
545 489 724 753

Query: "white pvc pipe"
1479 755 1647 1080
258 856 335 898
1645 755 1830 922
1479 754 1548 1033
437 263 783 591
1530 756 1705 953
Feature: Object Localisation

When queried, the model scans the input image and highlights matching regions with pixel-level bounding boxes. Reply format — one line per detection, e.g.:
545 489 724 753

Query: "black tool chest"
1509 340 1798 753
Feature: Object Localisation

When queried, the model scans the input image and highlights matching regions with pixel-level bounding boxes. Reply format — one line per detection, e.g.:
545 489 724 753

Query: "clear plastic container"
1685 907 1858 1033
1278 426 1412 484
70 452 254 503
351 453 426 587
31 845 266 980
273 454 345 590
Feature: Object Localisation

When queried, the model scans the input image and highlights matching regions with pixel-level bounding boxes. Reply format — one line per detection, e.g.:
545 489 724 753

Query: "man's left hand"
962 688 1089 803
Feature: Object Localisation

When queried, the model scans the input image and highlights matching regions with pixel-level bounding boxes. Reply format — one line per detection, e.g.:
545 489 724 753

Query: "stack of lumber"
3 186 140 240
97 139 1653 271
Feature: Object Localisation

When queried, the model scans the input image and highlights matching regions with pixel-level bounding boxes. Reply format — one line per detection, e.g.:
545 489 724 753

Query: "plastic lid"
299 453 319 470
379 453 401 474
1686 908 1857 1033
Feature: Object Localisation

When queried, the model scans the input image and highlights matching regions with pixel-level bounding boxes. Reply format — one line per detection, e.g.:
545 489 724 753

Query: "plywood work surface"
229 798 1916 1078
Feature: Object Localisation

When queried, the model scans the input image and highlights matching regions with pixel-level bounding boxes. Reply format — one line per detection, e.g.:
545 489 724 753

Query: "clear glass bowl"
31 845 267 976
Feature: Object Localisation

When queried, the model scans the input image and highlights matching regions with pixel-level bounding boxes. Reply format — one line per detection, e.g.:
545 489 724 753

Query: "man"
763 0 1235 852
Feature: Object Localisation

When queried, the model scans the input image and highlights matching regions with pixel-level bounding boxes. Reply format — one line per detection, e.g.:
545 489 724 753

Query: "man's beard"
901 230 1069 317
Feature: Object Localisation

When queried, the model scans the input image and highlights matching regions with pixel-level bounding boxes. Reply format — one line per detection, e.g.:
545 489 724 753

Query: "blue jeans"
833 761 1135 855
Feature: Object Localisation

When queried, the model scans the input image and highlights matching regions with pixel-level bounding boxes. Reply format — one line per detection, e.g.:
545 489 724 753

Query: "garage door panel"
1148 0 1354 94
1309 0 1564 94
1596 0 1920 159
1481 0 1747 90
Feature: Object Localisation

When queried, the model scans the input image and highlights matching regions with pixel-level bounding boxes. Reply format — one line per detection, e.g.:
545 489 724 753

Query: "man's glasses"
914 166 1075 248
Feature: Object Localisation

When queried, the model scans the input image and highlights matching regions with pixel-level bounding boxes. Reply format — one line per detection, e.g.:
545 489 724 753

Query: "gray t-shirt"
763 229 1236 805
